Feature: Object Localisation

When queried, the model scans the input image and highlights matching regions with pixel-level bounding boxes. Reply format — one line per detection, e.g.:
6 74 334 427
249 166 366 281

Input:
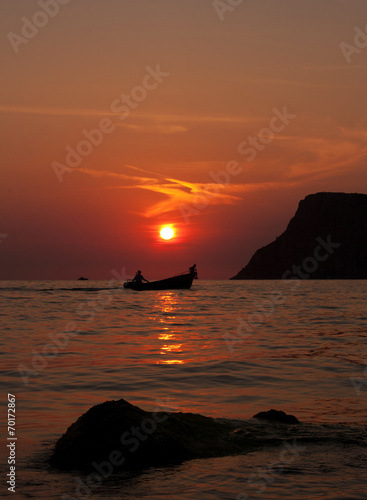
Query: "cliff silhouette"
231 192 367 280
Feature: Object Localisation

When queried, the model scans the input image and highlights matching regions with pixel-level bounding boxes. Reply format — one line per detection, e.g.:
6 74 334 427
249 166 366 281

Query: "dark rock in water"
49 400 367 477
253 409 300 425
231 192 367 279
50 399 258 473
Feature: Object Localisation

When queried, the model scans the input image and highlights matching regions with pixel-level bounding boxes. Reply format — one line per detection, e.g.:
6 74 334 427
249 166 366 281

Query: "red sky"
1 0 367 279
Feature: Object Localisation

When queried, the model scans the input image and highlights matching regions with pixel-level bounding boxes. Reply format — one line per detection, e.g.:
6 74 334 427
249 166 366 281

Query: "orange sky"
1 0 367 279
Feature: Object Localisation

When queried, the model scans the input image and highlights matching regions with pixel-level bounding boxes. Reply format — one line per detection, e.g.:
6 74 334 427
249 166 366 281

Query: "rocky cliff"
231 192 367 279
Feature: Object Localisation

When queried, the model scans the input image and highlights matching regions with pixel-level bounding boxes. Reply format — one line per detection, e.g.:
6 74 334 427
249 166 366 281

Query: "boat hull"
124 273 195 291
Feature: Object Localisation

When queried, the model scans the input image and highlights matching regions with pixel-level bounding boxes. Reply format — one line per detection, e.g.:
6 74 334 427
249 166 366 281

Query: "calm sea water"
1 280 366 500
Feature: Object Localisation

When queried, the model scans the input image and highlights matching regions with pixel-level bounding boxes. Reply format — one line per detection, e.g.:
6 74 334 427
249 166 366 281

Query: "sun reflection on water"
154 292 186 365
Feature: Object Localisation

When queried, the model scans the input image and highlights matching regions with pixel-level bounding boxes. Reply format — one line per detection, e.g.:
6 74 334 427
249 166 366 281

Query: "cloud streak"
0 105 265 125
75 123 367 219
77 164 295 218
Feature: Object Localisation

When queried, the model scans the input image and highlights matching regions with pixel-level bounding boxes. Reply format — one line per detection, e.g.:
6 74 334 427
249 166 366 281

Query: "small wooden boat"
124 271 196 291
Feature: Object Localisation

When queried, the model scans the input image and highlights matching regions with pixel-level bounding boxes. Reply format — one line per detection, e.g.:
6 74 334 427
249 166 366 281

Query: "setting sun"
160 226 175 240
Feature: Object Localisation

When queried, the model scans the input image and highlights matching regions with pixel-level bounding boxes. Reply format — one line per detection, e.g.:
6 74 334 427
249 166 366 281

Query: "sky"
1 0 367 280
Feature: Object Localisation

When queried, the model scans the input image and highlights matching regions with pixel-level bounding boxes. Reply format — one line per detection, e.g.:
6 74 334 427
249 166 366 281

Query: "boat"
124 271 196 291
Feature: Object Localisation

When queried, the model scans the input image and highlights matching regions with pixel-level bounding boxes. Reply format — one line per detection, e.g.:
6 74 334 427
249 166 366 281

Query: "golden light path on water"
156 292 185 364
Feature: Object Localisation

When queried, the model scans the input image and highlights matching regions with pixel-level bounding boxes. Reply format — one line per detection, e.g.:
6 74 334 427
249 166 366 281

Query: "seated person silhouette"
189 264 198 278
132 270 149 284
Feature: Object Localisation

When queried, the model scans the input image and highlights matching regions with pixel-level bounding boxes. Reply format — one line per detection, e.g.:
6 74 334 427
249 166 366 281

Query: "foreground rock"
253 409 300 425
50 399 299 473
231 192 367 279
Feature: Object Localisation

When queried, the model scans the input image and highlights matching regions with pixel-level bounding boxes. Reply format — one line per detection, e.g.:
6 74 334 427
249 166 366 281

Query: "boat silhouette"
124 269 197 291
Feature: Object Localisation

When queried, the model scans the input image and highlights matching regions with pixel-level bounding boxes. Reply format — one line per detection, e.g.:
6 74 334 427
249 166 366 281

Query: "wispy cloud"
117 123 188 134
77 168 157 185
75 123 367 219
77 164 296 218
280 127 367 181
0 105 264 125
78 164 246 216
0 106 110 117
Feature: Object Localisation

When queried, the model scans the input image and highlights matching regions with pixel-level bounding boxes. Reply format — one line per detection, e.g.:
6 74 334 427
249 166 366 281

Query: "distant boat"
124 271 196 291
78 277 88 281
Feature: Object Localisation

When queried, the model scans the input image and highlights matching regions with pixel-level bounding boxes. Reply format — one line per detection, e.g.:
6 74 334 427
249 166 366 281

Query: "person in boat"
189 264 198 278
132 270 149 284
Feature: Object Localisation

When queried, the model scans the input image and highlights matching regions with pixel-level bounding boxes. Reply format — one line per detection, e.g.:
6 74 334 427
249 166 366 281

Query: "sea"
1 279 366 500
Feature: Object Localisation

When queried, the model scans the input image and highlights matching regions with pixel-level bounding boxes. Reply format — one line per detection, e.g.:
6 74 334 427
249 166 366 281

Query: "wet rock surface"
50 399 300 473
253 409 300 424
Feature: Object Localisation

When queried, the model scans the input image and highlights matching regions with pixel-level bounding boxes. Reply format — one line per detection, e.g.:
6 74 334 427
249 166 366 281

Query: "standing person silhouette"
132 270 149 284
189 264 198 278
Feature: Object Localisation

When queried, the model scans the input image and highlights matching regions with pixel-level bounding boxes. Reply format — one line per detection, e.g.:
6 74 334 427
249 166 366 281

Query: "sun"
160 226 175 240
